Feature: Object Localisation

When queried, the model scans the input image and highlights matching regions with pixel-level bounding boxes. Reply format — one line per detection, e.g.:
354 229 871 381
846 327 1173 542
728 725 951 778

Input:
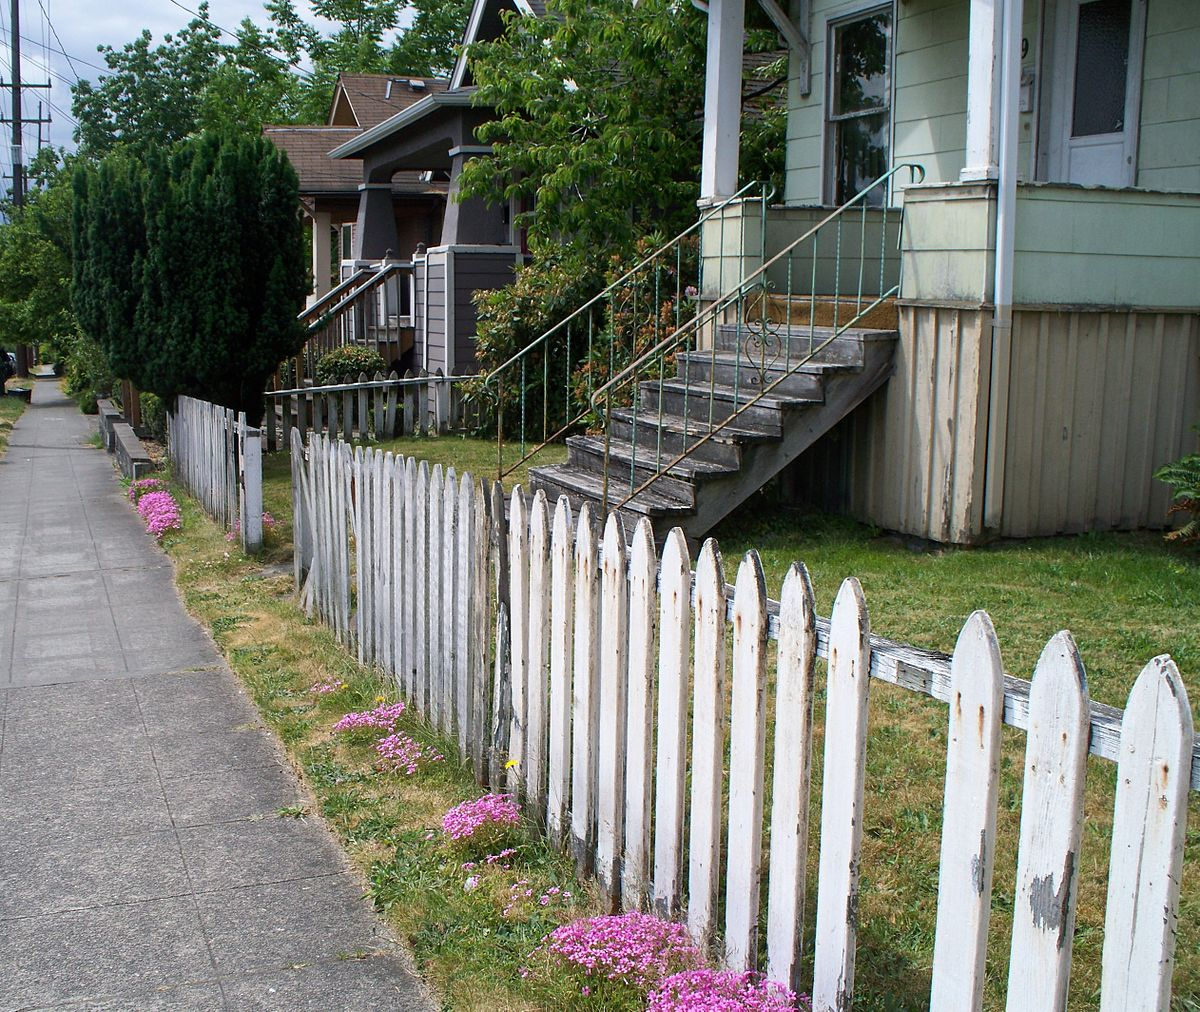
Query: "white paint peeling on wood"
1100 656 1194 1012
653 528 692 919
766 562 817 994
414 461 430 713
688 538 727 952
428 464 444 729
812 578 870 1012
526 489 552 816
724 550 769 972
442 467 458 738
623 518 657 911
570 504 601 874
507 486 529 795
1006 631 1090 1012
547 495 575 846
930 610 1005 1012
596 513 629 910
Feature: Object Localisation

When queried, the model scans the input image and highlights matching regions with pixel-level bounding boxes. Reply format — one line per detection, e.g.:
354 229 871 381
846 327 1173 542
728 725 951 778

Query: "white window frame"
822 1 896 207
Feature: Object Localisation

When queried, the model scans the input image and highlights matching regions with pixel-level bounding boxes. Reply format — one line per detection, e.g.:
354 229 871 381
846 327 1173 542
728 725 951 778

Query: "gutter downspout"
983 0 1022 532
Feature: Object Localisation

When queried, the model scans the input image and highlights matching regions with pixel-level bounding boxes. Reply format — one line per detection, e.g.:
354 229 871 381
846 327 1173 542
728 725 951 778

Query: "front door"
1047 0 1146 187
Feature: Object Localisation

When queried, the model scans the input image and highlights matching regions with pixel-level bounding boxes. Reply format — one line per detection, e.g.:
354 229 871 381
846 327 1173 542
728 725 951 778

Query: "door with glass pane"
826 6 892 206
1050 0 1146 187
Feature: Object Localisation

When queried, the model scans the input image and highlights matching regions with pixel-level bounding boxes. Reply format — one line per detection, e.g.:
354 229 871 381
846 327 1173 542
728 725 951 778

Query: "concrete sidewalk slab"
0 384 434 1011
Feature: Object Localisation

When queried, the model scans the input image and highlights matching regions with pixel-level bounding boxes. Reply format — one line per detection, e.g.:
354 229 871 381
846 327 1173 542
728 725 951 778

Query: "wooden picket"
168 395 263 553
286 427 1198 1012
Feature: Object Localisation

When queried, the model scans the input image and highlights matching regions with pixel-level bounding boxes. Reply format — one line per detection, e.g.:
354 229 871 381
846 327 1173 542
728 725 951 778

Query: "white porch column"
961 0 1004 181
700 0 744 203
309 210 333 306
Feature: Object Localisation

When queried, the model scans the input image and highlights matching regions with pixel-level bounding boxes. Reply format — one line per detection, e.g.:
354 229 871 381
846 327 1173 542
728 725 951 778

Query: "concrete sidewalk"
0 385 434 1011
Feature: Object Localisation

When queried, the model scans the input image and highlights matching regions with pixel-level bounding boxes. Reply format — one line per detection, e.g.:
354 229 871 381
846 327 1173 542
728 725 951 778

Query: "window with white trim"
826 7 892 206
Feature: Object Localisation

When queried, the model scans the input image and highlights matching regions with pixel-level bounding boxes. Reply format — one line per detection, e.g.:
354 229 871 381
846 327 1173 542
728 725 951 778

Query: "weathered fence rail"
168 396 263 553
290 429 1197 1010
263 371 477 452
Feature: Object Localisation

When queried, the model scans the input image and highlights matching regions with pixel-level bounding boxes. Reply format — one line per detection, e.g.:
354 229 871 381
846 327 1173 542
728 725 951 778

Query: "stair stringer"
673 336 896 542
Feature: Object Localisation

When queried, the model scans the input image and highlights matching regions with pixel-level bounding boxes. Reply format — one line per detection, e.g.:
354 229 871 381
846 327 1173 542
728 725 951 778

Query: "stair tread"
646 377 821 410
675 349 849 375
531 464 694 517
609 406 780 442
567 435 737 480
717 322 899 340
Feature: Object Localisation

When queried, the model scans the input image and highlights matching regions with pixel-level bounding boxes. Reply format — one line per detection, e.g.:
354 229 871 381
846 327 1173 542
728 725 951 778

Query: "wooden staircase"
529 320 897 541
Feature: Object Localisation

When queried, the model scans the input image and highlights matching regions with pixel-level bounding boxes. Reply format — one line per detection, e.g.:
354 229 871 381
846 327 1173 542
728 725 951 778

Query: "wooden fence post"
526 490 551 818
570 503 601 874
547 496 575 846
596 513 629 910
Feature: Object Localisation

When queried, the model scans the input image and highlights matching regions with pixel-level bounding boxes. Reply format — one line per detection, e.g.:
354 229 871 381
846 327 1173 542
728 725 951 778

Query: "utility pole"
8 0 29 376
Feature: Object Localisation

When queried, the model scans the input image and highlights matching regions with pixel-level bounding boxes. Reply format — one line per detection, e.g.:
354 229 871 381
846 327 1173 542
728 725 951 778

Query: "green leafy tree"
73 133 307 425
459 0 709 255
389 0 472 76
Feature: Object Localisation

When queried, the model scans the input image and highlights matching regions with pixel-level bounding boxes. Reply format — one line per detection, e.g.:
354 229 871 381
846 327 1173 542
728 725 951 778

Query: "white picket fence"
289 429 1198 1011
168 395 263 553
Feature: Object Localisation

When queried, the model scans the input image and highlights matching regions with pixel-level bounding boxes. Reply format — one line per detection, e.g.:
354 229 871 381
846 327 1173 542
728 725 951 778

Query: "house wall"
1135 0 1200 192
785 0 1200 204
900 181 1200 307
788 304 1200 540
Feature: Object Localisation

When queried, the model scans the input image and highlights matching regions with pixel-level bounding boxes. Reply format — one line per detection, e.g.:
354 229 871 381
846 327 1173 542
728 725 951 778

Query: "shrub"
61 330 114 414
1155 433 1200 546
139 391 167 441
441 794 522 846
135 489 182 539
315 345 387 386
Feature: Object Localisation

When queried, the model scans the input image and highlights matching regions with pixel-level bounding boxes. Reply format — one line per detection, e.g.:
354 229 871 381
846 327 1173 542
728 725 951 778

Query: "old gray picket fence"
290 428 1197 1012
168 395 263 553
263 370 478 452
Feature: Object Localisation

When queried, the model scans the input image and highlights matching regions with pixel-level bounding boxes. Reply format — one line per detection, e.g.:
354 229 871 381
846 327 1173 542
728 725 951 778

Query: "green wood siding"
1136 3 1200 191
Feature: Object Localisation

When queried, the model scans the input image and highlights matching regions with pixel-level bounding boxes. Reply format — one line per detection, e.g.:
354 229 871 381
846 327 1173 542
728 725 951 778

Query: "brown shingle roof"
264 125 446 196
329 74 452 130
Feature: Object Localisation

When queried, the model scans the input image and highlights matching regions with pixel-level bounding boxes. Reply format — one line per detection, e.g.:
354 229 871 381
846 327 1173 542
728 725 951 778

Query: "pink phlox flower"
441 794 521 842
374 732 441 775
128 477 168 503
309 680 345 695
484 847 517 865
331 701 406 733
135 490 182 539
464 875 481 893
534 912 703 990
647 969 805 1011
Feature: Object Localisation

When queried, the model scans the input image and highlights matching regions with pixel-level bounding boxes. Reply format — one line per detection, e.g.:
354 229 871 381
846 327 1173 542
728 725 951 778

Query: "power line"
35 0 76 84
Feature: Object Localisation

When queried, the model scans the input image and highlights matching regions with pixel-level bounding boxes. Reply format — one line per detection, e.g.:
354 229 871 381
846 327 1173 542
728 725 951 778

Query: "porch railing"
589 163 925 513
480 180 774 478
297 261 416 378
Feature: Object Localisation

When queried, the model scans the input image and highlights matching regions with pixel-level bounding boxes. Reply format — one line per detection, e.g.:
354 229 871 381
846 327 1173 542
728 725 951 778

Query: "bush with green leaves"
139 391 168 442
1155 430 1200 546
314 345 388 386
61 330 115 414
72 132 307 425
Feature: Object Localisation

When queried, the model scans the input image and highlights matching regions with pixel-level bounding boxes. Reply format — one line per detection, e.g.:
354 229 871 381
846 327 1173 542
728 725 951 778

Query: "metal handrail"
298 267 377 323
305 261 411 333
481 179 775 478
587 163 924 513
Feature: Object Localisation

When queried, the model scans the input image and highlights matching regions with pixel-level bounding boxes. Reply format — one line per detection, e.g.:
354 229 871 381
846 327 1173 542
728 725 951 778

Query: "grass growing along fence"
0 389 27 459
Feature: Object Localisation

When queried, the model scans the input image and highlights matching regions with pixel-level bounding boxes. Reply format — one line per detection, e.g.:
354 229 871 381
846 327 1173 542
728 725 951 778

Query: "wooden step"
747 294 899 330
636 380 803 435
529 463 695 520
714 324 894 364
674 350 833 399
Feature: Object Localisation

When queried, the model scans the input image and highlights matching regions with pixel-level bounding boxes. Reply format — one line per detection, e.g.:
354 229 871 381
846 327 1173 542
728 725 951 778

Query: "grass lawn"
195 436 1197 1011
0 380 29 457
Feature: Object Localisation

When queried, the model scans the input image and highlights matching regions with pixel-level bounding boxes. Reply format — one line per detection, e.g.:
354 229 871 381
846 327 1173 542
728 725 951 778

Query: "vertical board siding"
930 611 1005 1011
287 432 1196 1010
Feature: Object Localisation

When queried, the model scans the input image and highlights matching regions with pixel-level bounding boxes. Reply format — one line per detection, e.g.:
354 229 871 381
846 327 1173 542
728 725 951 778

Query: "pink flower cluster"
504 880 571 918
225 512 279 543
647 970 804 1011
537 912 702 990
331 701 406 733
136 490 182 539
309 680 346 695
441 794 521 842
128 477 168 503
374 732 443 775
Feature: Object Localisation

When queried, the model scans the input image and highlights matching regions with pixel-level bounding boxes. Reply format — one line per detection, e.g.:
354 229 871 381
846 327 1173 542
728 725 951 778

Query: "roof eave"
328 90 476 159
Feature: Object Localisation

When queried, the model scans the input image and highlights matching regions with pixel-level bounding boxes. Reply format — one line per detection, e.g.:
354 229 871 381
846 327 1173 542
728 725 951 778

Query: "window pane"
835 112 889 205
834 13 891 116
1072 0 1131 137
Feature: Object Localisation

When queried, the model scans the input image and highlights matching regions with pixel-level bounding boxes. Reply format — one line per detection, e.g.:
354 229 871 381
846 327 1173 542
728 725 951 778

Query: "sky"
0 0 409 159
